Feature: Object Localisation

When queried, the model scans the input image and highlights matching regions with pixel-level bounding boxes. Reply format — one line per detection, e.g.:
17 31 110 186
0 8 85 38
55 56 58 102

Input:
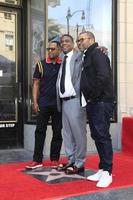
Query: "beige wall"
118 0 133 121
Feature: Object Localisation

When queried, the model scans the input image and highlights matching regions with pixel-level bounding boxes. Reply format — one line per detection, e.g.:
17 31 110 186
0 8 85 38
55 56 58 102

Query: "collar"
83 49 87 54
46 57 62 64
65 50 73 58
84 42 98 56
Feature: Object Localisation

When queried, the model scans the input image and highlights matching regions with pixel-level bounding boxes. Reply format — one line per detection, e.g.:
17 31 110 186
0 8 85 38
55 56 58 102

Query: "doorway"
0 5 23 148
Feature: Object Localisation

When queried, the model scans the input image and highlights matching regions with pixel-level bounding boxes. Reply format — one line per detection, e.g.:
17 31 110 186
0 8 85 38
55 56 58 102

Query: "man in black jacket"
77 31 115 188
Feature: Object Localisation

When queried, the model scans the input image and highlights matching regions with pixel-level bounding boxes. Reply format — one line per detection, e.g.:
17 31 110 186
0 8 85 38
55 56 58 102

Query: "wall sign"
0 123 15 128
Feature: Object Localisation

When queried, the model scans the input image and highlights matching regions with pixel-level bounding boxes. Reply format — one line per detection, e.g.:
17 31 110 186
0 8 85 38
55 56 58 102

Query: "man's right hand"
98 46 108 55
33 103 40 113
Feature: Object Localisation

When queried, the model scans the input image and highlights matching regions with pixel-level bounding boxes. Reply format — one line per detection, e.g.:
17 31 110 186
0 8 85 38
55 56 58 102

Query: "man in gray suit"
56 34 87 174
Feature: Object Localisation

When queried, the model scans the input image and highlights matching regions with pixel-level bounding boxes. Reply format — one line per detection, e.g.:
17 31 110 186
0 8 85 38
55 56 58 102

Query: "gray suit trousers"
62 97 87 168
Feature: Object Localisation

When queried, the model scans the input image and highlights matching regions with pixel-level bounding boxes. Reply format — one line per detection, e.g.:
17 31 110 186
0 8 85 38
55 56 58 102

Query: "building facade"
0 0 132 155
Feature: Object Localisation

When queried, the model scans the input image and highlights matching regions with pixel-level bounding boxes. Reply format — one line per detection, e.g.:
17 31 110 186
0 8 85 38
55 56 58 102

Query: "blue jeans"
86 102 114 173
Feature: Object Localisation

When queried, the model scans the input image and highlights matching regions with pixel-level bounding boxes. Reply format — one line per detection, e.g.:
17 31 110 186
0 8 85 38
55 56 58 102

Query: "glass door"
0 6 23 148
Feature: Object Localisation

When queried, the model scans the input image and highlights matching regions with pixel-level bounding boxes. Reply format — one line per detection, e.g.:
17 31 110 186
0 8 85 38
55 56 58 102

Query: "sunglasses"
47 48 56 51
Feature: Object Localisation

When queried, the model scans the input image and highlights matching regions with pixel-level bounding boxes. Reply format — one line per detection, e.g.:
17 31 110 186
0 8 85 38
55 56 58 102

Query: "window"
27 0 45 121
5 34 14 51
4 13 12 20
48 0 117 121
27 0 117 122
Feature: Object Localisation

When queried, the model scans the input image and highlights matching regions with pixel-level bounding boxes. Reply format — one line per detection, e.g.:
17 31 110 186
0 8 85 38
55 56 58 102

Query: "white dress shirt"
59 50 76 98
81 50 87 107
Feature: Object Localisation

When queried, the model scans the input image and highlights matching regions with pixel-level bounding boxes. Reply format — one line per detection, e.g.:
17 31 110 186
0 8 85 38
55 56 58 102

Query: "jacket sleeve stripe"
37 61 43 78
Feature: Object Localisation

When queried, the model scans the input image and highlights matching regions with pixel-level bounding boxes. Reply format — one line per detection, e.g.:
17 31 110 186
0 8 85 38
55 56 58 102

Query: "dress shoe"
87 169 103 181
57 162 74 171
96 171 112 188
65 165 84 175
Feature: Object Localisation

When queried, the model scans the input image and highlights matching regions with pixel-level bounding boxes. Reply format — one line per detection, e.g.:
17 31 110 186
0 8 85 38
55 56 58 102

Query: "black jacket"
80 43 114 102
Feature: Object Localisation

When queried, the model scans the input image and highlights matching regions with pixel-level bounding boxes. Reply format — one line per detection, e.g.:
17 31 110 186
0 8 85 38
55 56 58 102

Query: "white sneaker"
96 171 112 188
87 169 103 181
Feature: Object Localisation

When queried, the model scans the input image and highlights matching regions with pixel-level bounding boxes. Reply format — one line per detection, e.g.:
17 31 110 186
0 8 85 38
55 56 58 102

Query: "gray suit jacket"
56 50 83 111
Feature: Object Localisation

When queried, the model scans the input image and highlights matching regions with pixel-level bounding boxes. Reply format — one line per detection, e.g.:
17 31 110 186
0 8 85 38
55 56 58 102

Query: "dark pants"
33 106 62 162
86 102 114 174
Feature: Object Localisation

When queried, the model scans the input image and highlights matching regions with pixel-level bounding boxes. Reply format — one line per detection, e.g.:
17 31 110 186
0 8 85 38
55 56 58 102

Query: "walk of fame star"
23 167 94 184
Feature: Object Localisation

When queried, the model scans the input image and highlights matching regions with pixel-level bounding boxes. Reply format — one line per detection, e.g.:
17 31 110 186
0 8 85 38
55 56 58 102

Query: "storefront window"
27 0 115 122
27 0 45 121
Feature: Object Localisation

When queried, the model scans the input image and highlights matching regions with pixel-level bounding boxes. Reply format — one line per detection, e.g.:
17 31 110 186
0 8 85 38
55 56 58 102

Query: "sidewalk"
0 149 133 200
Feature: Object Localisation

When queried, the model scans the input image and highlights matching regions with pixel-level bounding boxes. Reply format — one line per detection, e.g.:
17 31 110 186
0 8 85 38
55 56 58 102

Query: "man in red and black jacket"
26 41 62 170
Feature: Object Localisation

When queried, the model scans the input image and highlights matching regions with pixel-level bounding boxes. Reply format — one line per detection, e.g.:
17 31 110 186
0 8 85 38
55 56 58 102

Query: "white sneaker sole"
96 180 112 188
26 164 43 169
96 172 112 188
87 176 101 181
